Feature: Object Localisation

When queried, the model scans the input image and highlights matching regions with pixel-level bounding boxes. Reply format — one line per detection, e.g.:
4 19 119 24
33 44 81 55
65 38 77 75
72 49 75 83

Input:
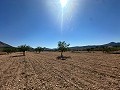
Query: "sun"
60 0 68 8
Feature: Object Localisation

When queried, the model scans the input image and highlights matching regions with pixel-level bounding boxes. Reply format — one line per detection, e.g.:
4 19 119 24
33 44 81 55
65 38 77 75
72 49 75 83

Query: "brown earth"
0 52 120 90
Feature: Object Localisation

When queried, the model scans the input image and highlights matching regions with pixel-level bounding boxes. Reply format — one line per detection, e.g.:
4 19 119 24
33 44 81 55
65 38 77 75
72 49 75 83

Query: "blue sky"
0 0 120 48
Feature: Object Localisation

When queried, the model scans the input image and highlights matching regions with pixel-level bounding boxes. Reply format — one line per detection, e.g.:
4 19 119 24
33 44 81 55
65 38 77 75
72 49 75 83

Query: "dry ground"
0 52 120 90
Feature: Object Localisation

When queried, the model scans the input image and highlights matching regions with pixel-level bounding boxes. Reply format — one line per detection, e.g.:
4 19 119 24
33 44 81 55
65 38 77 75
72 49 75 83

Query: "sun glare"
47 0 79 33
60 0 68 8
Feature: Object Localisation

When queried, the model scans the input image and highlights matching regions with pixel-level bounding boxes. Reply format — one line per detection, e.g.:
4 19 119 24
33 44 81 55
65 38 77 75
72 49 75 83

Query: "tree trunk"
23 51 25 56
61 51 63 58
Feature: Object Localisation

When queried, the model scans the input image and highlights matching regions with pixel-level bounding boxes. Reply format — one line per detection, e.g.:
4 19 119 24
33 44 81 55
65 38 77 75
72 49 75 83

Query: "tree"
3 47 17 54
58 41 70 58
3 47 12 54
87 48 90 52
35 47 44 53
18 45 30 56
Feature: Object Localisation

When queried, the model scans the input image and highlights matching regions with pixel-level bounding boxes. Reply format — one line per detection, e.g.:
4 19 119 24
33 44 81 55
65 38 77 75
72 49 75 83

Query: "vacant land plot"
0 52 120 90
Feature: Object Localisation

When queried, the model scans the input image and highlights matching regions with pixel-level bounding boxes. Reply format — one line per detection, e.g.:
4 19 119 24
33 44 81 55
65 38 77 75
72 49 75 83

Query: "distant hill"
70 45 98 51
104 42 120 46
0 41 120 50
70 42 120 50
0 41 12 48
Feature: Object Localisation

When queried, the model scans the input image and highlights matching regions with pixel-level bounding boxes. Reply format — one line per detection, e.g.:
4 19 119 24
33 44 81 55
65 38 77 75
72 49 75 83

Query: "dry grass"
0 52 120 90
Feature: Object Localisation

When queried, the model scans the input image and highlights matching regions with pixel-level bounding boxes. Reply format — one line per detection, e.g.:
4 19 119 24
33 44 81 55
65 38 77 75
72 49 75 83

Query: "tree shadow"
11 55 24 57
35 52 41 54
110 52 120 54
56 56 71 60
0 52 7 55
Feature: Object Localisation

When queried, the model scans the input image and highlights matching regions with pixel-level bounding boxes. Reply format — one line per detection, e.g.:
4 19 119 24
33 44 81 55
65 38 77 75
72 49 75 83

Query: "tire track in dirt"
42 53 120 77
0 56 15 79
24 56 44 90
0 52 119 89
33 54 98 89
27 53 86 90
25 56 55 90
5 56 28 90
31 53 100 88
48 55 120 89
26 55 63 90
32 52 120 90
42 53 120 78
9 56 33 90
0 56 21 89
0 56 14 72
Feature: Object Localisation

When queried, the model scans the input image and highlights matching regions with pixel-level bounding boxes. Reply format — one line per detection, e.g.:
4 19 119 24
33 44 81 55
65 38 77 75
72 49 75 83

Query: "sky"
0 0 120 48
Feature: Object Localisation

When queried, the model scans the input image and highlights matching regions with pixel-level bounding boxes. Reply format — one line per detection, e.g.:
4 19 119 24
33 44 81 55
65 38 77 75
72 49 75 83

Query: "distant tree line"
2 47 17 54
1 42 120 56
71 46 120 53
1 45 48 56
34 47 45 53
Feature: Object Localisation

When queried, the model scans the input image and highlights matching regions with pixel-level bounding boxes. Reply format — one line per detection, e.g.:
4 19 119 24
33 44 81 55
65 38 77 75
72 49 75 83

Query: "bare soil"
0 52 120 90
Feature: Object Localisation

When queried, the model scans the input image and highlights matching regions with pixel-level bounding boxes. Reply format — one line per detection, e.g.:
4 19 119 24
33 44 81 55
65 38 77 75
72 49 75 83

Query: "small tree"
3 47 17 54
87 48 90 52
18 45 30 56
35 47 44 53
3 47 12 54
58 41 70 58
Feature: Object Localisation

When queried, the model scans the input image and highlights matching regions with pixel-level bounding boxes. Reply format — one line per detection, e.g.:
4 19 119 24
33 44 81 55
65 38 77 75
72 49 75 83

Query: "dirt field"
0 52 120 90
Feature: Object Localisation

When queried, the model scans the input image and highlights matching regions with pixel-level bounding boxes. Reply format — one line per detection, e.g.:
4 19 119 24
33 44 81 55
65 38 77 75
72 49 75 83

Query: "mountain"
104 42 120 46
70 45 98 51
0 41 12 48
0 41 120 50
70 42 120 50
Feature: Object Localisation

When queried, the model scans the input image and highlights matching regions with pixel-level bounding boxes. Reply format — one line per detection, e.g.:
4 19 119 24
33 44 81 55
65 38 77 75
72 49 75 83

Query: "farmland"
0 52 120 90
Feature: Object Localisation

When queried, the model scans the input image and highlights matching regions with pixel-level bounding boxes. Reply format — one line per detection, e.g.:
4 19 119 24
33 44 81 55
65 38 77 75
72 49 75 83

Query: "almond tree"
58 41 70 58
3 47 17 54
35 47 44 53
18 45 30 56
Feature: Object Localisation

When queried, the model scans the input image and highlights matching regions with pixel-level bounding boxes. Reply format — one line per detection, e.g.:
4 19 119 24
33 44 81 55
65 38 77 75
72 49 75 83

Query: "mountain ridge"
70 42 120 50
0 41 120 49
0 41 12 48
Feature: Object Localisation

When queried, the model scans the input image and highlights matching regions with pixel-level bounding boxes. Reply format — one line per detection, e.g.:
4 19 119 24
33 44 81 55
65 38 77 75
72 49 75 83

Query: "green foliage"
18 45 30 52
87 48 90 52
18 45 30 56
28 46 34 52
35 47 44 53
58 41 70 57
83 46 120 53
3 47 17 54
96 46 120 53
58 41 70 52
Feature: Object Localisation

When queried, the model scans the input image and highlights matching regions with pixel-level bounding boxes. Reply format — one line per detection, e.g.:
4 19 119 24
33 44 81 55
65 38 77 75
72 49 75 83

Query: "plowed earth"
0 52 120 90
